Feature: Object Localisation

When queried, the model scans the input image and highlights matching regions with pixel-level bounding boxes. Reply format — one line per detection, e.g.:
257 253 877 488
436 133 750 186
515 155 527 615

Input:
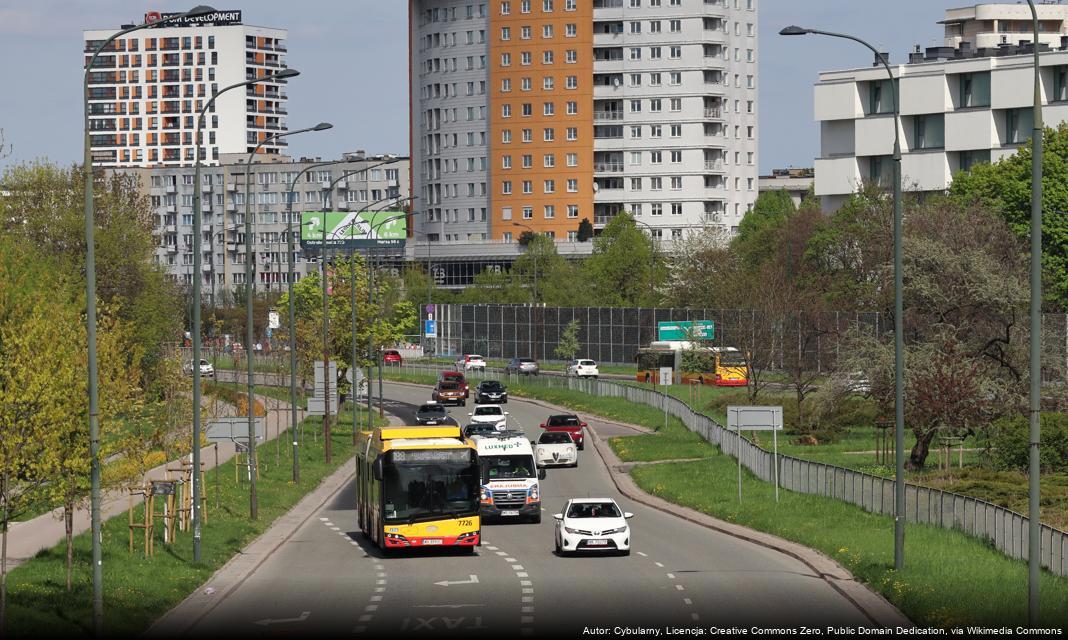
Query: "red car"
540 413 587 450
382 349 403 365
438 370 469 398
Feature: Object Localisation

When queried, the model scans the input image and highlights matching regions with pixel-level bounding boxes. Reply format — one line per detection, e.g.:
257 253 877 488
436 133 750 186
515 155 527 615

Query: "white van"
471 430 546 523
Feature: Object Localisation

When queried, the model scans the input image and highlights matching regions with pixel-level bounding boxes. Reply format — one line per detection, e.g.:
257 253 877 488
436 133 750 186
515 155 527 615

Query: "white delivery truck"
471 430 546 524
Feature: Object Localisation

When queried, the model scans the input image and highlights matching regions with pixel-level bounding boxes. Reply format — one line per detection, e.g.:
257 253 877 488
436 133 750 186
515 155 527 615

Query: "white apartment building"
591 0 758 238
84 11 289 168
815 3 1068 210
116 154 409 298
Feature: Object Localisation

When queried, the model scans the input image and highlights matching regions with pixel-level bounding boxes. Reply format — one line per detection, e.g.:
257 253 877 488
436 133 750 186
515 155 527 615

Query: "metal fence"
397 362 1068 577
427 304 1068 380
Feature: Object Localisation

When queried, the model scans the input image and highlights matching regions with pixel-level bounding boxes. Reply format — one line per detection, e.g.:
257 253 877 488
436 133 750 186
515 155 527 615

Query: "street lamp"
511 222 539 303
240 119 327 519
410 226 435 359
192 66 298 561
1023 0 1044 623
83 6 215 630
366 210 411 421
780 24 906 571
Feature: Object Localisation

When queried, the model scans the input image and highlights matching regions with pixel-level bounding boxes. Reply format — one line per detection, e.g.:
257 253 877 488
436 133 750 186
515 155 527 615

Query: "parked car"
534 431 578 468
467 404 508 430
541 413 587 450
506 357 540 376
183 359 215 378
554 498 634 556
432 380 466 406
382 349 403 365
415 401 449 425
456 354 486 372
438 370 469 398
566 359 599 379
475 380 508 404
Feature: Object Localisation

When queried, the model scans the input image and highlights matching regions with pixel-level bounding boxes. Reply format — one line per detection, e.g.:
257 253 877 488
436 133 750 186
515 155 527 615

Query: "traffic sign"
206 417 266 443
424 319 437 337
657 320 715 341
726 405 783 503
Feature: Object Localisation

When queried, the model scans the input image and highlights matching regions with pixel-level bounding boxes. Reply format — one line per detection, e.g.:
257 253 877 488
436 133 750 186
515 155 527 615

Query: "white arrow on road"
253 611 310 626
434 574 479 587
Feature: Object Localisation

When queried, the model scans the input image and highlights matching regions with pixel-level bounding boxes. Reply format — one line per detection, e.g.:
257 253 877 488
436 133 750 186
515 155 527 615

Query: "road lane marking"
522 596 534 603
511 564 524 571
675 584 685 591
357 614 372 623
522 606 534 613
666 573 675 579
495 551 508 556
691 613 700 621
504 557 517 563
434 574 479 587
319 517 329 521
522 588 534 594
485 546 499 551
330 526 341 531
516 572 528 578
376 579 387 585
684 598 693 605
655 562 664 568
365 605 378 612
521 616 534 624
637 551 648 557
253 611 310 627
520 580 532 586
375 587 385 593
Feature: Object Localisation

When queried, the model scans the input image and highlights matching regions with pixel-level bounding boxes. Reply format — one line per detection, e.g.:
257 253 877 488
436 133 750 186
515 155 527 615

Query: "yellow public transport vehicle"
635 340 748 386
355 425 481 551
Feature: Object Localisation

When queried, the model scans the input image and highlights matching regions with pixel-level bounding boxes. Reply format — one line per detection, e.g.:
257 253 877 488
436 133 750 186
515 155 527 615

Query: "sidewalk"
4 391 304 569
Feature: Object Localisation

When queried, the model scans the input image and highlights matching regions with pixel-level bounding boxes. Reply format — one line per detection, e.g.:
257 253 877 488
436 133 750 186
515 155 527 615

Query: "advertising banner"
300 211 407 250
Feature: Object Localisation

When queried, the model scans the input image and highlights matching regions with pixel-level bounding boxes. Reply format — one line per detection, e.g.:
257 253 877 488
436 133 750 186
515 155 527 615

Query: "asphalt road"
186 380 872 637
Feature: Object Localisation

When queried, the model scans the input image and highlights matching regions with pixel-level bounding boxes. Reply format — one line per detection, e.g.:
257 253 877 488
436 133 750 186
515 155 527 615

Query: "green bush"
991 412 1068 472
702 388 879 443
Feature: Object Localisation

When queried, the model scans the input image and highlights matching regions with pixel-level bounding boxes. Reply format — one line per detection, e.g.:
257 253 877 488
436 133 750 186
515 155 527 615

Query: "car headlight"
528 485 539 501
565 527 592 535
480 487 491 503
602 526 627 535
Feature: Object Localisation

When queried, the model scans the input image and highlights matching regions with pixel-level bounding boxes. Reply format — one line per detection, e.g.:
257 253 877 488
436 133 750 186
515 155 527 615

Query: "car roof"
441 371 464 377
568 497 617 504
549 413 579 419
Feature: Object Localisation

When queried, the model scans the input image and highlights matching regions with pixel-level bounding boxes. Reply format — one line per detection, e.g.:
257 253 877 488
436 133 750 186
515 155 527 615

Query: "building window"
867 79 896 115
566 127 577 140
523 180 533 194
1005 108 1034 144
501 52 511 66
543 24 554 38
544 153 555 167
671 203 683 215
522 154 533 168
566 49 577 63
544 101 555 115
567 178 578 191
502 206 513 220
523 206 533 219
501 26 511 40
566 23 577 36
1055 66 1068 102
566 153 578 166
913 114 944 149
958 149 991 171
502 180 513 194
958 72 990 108
502 155 512 168
544 205 555 218
502 104 512 117
543 50 554 64
566 75 578 89
543 128 555 141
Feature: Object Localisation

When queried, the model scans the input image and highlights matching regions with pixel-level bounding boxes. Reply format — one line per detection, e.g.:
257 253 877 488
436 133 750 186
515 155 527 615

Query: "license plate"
587 539 609 546
501 510 520 516
420 539 443 545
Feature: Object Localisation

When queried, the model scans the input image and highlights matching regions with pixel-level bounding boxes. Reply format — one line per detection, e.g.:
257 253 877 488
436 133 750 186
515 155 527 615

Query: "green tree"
583 212 666 306
554 319 582 361
949 121 1068 308
733 188 796 269
576 218 594 242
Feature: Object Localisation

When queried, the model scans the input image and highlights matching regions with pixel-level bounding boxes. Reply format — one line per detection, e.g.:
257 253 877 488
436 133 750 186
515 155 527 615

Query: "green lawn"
633 457 1068 627
2 410 383 638
209 380 308 410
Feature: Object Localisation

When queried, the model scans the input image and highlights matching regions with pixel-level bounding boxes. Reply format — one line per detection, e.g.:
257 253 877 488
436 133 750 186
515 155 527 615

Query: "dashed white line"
365 605 378 612
684 598 693 606
520 580 532 586
370 595 382 602
666 573 675 579
511 564 525 571
522 588 534 594
319 517 330 521
636 551 648 557
522 606 535 613
675 584 685 591
522 596 534 603
496 551 509 557
521 616 535 624
357 614 373 623
516 572 529 578
691 613 700 621
486 545 499 551
505 557 517 563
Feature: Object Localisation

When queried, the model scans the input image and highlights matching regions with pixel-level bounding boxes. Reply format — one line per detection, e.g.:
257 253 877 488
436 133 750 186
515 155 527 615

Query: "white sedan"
468 404 508 429
554 498 633 556
534 431 578 468
566 359 599 379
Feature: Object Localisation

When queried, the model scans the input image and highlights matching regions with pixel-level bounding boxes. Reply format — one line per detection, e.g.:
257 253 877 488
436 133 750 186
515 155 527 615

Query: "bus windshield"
636 350 674 371
381 456 480 523
718 351 747 367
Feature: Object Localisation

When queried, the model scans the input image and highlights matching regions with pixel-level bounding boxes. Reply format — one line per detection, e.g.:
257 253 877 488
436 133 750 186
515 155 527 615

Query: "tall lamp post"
240 119 328 519
410 227 435 358
83 6 215 631
780 25 905 570
1024 0 1044 623
365 211 411 420
511 221 539 302
192 66 298 560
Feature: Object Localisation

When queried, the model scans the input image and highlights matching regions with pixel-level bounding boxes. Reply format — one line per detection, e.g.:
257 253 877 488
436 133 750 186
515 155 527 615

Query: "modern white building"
758 167 812 208
84 10 289 168
814 3 1068 210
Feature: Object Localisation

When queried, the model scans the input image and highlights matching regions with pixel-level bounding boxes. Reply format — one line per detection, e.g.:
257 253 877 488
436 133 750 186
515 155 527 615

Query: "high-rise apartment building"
410 0 758 244
814 3 1068 211
84 10 289 168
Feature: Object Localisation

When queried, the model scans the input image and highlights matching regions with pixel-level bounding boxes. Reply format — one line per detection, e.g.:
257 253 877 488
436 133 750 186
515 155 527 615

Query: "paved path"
151 380 908 637
4 391 304 568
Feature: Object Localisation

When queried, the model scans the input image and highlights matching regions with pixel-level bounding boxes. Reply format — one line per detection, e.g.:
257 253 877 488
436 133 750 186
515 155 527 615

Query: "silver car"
506 357 539 376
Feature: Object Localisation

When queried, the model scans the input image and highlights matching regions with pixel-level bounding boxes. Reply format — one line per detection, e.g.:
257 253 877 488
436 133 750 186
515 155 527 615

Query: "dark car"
432 380 467 406
475 380 508 404
415 402 449 425
506 357 540 376
463 423 499 439
541 413 588 450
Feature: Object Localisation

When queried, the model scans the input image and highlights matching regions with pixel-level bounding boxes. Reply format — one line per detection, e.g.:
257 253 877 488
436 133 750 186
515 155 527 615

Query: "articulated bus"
635 340 748 386
356 426 481 551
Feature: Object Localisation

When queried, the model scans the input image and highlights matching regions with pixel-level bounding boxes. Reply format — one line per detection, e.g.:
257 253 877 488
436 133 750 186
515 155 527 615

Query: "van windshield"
480 455 535 483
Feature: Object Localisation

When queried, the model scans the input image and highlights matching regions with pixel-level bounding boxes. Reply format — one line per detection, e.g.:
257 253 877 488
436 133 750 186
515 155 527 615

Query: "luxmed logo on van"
481 441 524 452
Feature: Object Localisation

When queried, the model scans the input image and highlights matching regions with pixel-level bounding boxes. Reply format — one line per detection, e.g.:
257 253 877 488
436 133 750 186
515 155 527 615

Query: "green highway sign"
300 211 407 249
657 320 715 341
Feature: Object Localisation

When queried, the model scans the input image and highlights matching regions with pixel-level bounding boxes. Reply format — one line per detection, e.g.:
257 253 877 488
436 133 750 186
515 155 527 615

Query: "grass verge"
3 411 382 638
209 380 308 410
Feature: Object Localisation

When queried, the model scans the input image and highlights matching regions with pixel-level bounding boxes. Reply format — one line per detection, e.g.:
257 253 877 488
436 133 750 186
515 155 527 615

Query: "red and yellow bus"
635 341 748 386
356 426 481 551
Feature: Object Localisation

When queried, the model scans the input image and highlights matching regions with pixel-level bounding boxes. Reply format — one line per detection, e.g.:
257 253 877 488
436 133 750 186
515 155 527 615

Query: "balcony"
594 162 624 173
704 107 722 119
704 160 725 171
594 111 623 121
165 184 177 194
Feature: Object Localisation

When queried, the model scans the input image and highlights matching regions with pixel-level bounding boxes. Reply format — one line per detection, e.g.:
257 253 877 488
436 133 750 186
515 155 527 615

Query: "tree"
734 188 796 270
583 212 667 306
576 218 594 242
949 121 1068 308
554 319 582 361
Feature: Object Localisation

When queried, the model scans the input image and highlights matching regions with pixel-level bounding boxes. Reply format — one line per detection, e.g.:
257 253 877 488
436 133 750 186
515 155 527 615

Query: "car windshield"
481 382 503 391
520 359 535 364
539 432 573 444
479 455 535 483
548 415 581 427
474 406 503 416
464 425 495 437
567 502 622 519
579 360 596 366
439 382 460 391
419 404 446 415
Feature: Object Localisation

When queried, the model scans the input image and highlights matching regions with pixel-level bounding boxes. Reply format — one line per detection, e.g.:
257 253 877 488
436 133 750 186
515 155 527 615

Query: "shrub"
991 413 1068 472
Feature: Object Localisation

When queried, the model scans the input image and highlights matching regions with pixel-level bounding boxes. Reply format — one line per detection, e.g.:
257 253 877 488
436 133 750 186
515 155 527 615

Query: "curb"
146 409 403 638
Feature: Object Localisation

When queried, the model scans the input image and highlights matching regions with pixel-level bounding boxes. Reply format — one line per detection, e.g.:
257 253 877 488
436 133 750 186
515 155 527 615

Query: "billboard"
657 320 715 341
146 10 243 26
299 211 407 250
